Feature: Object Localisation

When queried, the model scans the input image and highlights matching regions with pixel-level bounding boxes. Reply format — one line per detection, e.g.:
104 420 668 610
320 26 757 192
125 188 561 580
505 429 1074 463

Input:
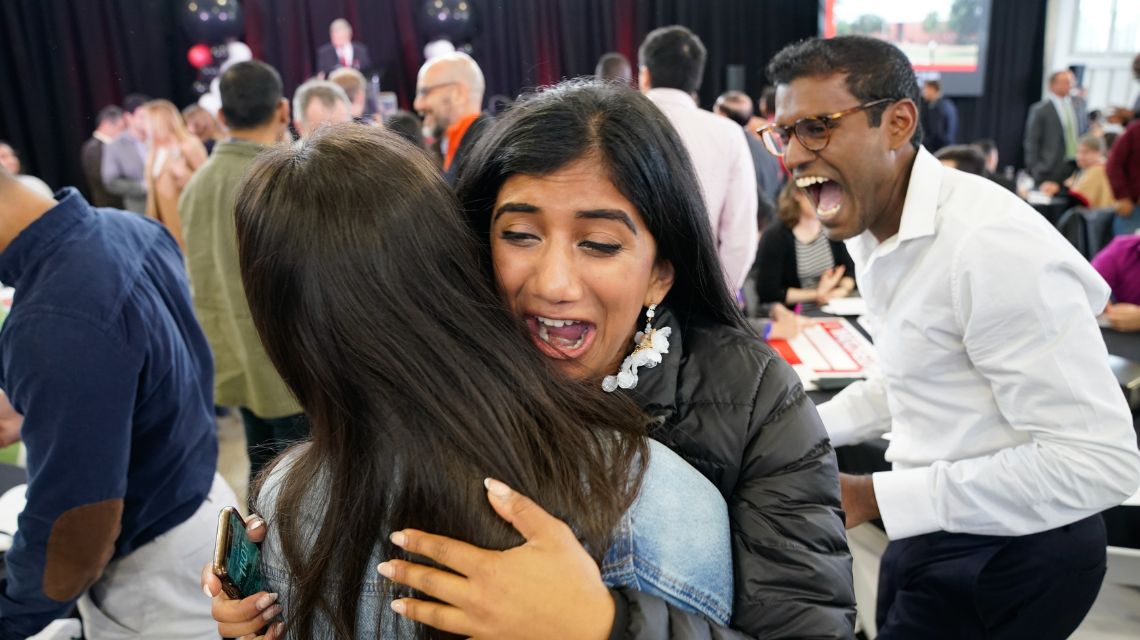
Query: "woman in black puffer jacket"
398 80 855 639
613 304 853 638
207 80 855 640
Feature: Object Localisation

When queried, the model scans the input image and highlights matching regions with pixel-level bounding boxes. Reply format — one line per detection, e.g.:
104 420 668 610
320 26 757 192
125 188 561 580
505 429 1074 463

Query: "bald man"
0 161 229 639
413 52 491 184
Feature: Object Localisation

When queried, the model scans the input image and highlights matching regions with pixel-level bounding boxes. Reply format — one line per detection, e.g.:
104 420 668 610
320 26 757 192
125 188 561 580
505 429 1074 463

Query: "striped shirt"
795 233 835 290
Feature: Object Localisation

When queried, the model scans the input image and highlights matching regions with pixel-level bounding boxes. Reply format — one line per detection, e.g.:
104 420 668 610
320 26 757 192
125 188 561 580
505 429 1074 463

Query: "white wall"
1044 0 1139 113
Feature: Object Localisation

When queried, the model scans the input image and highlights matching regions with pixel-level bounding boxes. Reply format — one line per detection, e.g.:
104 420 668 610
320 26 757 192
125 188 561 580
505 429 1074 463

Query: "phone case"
212 506 245 599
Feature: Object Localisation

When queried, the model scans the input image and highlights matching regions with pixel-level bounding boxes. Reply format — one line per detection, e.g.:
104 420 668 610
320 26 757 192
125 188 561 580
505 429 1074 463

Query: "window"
1075 0 1140 54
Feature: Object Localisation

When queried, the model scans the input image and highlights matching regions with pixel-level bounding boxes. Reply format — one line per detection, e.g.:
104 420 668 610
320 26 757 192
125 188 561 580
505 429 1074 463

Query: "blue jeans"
601 440 734 624
1113 204 1140 236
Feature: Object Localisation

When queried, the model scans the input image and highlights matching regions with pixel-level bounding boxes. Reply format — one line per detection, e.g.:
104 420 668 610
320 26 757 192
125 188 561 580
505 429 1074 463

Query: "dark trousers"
876 515 1106 639
239 408 309 488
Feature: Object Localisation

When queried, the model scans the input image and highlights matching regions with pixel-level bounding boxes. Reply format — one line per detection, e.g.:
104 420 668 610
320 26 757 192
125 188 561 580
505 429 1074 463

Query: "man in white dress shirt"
638 26 757 293
765 36 1140 638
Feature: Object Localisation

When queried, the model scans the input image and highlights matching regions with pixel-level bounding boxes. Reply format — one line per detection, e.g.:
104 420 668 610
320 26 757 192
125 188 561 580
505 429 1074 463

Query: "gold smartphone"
212 506 265 599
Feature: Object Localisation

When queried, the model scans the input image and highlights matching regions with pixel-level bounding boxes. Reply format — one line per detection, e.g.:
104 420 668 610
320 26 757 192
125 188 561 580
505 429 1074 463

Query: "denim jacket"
258 440 732 635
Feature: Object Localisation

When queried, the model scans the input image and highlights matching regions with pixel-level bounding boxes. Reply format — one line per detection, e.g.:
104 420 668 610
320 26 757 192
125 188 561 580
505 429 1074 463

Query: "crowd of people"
0 18 1138 640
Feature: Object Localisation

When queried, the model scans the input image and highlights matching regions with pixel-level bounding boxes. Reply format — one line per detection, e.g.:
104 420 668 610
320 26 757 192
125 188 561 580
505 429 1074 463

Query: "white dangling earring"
602 303 672 392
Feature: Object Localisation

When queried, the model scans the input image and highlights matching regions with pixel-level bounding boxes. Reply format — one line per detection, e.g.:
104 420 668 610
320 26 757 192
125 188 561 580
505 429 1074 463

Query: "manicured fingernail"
247 518 264 531
202 583 213 599
377 561 394 578
256 592 279 610
484 477 512 499
273 622 285 636
391 600 406 615
390 531 407 547
262 604 282 621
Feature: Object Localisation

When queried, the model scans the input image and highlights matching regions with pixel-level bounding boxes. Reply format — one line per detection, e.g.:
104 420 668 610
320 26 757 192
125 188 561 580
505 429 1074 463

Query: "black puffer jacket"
609 307 856 639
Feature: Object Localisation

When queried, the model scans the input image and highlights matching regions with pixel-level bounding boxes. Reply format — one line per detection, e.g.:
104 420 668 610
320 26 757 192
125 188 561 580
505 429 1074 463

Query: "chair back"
1084 207 1117 259
1055 207 1090 258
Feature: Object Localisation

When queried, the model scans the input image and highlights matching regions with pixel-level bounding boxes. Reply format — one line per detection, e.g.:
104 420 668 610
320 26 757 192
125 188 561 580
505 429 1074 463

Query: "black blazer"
753 220 856 305
80 137 123 209
443 114 492 186
1024 96 1089 183
316 41 372 76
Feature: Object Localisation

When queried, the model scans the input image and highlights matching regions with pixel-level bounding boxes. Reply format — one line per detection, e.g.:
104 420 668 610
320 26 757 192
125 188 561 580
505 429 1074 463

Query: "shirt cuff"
873 467 941 540
816 398 860 448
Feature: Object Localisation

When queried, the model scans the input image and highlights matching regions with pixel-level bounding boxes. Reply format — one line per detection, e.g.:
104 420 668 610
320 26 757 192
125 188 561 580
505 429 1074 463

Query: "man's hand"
379 478 615 640
200 515 281 640
1116 198 1135 217
1106 303 1140 332
1039 180 1062 197
0 391 24 447
839 473 880 529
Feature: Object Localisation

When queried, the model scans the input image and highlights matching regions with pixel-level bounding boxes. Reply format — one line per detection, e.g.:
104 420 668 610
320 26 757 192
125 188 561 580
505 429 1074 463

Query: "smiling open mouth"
526 315 596 360
796 175 844 220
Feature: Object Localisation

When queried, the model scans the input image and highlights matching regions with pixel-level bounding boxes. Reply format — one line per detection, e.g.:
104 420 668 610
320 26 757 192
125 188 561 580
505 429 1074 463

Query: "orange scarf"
443 113 481 172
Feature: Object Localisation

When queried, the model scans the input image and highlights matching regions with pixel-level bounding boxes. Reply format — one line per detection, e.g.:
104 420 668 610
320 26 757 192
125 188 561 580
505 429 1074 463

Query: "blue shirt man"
0 178 228 639
920 80 958 152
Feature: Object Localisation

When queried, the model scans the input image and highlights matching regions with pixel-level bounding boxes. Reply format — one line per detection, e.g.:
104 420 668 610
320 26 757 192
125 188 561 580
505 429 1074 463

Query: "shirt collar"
848 146 943 263
645 88 698 110
0 188 89 287
216 138 268 157
93 131 114 144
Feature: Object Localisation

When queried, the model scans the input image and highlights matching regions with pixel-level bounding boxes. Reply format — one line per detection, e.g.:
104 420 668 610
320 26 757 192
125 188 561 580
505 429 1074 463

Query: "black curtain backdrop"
0 0 196 195
0 0 1044 198
953 0 1048 171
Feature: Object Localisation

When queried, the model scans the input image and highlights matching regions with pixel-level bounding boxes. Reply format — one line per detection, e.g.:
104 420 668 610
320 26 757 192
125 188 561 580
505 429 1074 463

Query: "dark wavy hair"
455 79 747 332
767 36 923 149
638 26 707 94
235 124 647 639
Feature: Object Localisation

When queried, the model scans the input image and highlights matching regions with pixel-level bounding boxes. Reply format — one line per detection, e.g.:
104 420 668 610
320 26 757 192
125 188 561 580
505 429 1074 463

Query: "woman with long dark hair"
378 80 854 638
209 81 854 640
223 124 731 638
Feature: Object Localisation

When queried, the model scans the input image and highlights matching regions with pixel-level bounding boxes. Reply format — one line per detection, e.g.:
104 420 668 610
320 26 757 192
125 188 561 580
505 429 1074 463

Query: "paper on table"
0 483 26 552
821 296 868 317
767 317 878 391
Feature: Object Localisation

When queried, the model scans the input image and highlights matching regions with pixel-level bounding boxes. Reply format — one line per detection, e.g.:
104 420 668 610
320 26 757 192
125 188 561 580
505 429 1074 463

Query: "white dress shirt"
645 88 758 291
337 43 354 67
817 147 1140 540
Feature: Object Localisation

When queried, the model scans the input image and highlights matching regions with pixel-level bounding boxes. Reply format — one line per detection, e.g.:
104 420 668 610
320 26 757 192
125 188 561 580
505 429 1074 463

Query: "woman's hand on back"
200 514 283 639
379 479 615 640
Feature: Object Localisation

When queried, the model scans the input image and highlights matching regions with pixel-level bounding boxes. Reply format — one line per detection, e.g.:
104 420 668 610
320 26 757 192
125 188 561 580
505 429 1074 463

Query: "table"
0 463 26 582
799 314 1140 546
1030 195 1072 226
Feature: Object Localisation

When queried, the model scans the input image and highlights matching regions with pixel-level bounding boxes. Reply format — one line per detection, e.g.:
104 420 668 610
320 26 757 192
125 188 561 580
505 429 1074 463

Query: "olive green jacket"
179 139 300 418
